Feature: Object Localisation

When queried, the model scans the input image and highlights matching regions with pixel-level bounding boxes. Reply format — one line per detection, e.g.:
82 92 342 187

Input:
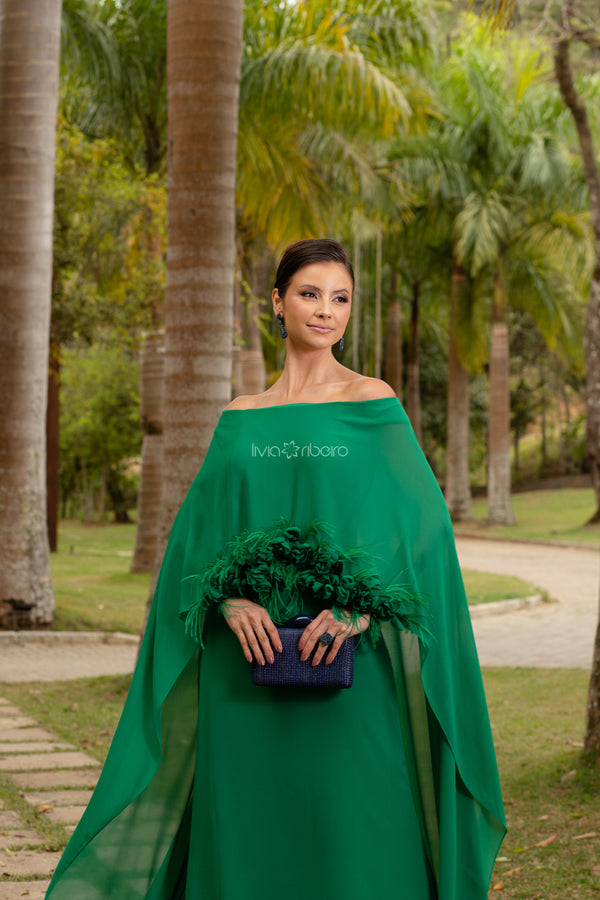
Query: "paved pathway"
0 697 100 897
0 632 138 684
456 536 600 669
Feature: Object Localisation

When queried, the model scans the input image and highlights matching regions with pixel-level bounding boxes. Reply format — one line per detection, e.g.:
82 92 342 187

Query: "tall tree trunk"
445 265 473 521
131 331 164 574
352 232 361 373
487 272 516 525
0 0 61 629
374 228 382 379
555 0 600 759
540 363 548 469
237 251 268 395
46 344 60 552
555 4 600 523
142 0 244 631
385 271 402 397
406 282 422 445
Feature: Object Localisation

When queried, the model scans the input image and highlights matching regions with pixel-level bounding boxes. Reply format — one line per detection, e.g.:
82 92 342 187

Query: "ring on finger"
319 632 334 646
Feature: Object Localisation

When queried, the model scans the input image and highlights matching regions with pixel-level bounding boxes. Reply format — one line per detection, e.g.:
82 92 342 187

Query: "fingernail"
277 644 283 653
268 655 274 664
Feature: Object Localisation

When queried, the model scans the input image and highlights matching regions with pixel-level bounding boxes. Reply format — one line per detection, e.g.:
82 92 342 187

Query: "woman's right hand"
221 598 283 665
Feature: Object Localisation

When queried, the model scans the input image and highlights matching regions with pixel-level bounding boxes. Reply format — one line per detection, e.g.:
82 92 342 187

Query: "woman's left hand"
298 610 370 666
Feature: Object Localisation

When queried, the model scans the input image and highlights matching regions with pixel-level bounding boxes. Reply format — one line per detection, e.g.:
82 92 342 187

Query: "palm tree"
439 28 589 524
149 0 244 597
0 0 62 627
554 0 600 526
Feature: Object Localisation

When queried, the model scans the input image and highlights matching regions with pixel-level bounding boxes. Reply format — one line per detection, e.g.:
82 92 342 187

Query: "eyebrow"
298 283 351 295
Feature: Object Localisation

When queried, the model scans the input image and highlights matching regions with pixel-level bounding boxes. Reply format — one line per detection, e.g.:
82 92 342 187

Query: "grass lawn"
483 668 600 899
454 488 600 545
1 667 598 898
50 520 150 634
462 570 543 606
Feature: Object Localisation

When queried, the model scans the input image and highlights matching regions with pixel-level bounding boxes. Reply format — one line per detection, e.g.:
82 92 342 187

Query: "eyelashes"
300 291 349 303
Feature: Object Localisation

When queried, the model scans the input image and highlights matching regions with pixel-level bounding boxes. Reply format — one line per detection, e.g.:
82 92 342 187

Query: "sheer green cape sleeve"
46 397 505 899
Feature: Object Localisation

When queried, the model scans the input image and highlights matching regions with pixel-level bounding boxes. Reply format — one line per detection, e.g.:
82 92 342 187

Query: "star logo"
282 441 300 459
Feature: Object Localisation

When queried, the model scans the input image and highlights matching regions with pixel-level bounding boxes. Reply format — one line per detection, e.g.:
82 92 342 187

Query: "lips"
307 325 334 334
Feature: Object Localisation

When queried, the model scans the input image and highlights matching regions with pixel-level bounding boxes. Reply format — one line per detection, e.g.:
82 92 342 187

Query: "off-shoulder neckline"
221 396 399 414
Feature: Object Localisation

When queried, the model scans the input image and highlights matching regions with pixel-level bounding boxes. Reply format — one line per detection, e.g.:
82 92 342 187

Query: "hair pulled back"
274 239 354 299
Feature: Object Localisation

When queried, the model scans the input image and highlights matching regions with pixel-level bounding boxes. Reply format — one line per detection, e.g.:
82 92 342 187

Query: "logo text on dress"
251 440 349 459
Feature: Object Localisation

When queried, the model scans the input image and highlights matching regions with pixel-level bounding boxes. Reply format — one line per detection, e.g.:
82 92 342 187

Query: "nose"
316 301 332 318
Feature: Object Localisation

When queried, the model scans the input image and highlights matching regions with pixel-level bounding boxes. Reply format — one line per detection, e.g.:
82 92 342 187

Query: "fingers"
265 618 284 655
222 598 281 665
299 612 351 665
241 621 270 666
313 632 346 666
299 610 367 665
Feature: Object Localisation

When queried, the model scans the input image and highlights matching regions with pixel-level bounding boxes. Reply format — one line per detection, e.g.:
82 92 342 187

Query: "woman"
46 239 505 900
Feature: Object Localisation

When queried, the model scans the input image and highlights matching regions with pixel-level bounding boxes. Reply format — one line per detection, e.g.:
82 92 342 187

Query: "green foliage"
59 342 141 521
61 0 168 174
238 0 436 247
53 117 166 349
54 0 597 499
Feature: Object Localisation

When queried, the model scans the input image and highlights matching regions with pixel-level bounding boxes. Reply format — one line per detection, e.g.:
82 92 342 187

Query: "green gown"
46 398 505 900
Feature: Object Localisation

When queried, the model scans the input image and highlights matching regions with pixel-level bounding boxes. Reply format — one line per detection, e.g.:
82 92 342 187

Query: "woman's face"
272 261 353 351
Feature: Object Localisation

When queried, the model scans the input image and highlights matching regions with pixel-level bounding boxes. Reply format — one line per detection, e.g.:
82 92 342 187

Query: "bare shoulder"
344 376 397 402
224 394 260 411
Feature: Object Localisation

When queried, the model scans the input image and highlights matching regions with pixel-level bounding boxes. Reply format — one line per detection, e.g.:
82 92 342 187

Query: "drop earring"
276 312 288 339
339 335 345 352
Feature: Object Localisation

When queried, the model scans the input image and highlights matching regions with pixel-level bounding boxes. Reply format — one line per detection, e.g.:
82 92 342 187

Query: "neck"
273 344 344 399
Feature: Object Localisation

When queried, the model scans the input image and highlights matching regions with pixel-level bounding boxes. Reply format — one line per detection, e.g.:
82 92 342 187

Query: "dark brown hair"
274 239 354 298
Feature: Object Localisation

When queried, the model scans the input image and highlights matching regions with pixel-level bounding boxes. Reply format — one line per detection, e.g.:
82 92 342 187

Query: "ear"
272 288 283 317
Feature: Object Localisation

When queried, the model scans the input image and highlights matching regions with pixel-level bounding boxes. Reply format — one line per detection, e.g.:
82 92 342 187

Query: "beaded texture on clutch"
251 616 354 688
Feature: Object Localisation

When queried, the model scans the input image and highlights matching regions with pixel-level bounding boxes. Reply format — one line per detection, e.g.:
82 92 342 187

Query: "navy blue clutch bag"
251 615 354 689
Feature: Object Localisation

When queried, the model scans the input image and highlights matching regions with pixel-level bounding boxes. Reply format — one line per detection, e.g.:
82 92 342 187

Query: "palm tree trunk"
374 228 382 379
238 250 268 395
445 265 473 521
131 331 164 574
487 272 516 525
0 0 61 629
46 344 60 552
142 0 244 628
352 232 361 372
406 282 422 445
384 271 402 397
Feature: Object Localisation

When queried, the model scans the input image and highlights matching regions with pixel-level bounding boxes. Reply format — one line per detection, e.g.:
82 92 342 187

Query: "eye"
333 295 349 303
300 291 317 299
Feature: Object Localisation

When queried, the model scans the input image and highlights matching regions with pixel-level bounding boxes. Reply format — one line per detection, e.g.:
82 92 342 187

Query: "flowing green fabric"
46 398 505 899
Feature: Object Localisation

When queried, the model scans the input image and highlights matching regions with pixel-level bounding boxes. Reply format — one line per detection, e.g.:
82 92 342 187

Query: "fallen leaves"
536 833 558 847
573 832 597 841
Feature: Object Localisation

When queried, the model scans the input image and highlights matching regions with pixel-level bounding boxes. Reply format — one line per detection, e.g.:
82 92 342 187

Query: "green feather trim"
183 518 430 649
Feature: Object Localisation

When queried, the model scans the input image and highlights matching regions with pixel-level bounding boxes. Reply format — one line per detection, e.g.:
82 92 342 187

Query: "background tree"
0 0 62 628
145 0 245 615
553 0 600 760
49 119 165 546
59 342 141 522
